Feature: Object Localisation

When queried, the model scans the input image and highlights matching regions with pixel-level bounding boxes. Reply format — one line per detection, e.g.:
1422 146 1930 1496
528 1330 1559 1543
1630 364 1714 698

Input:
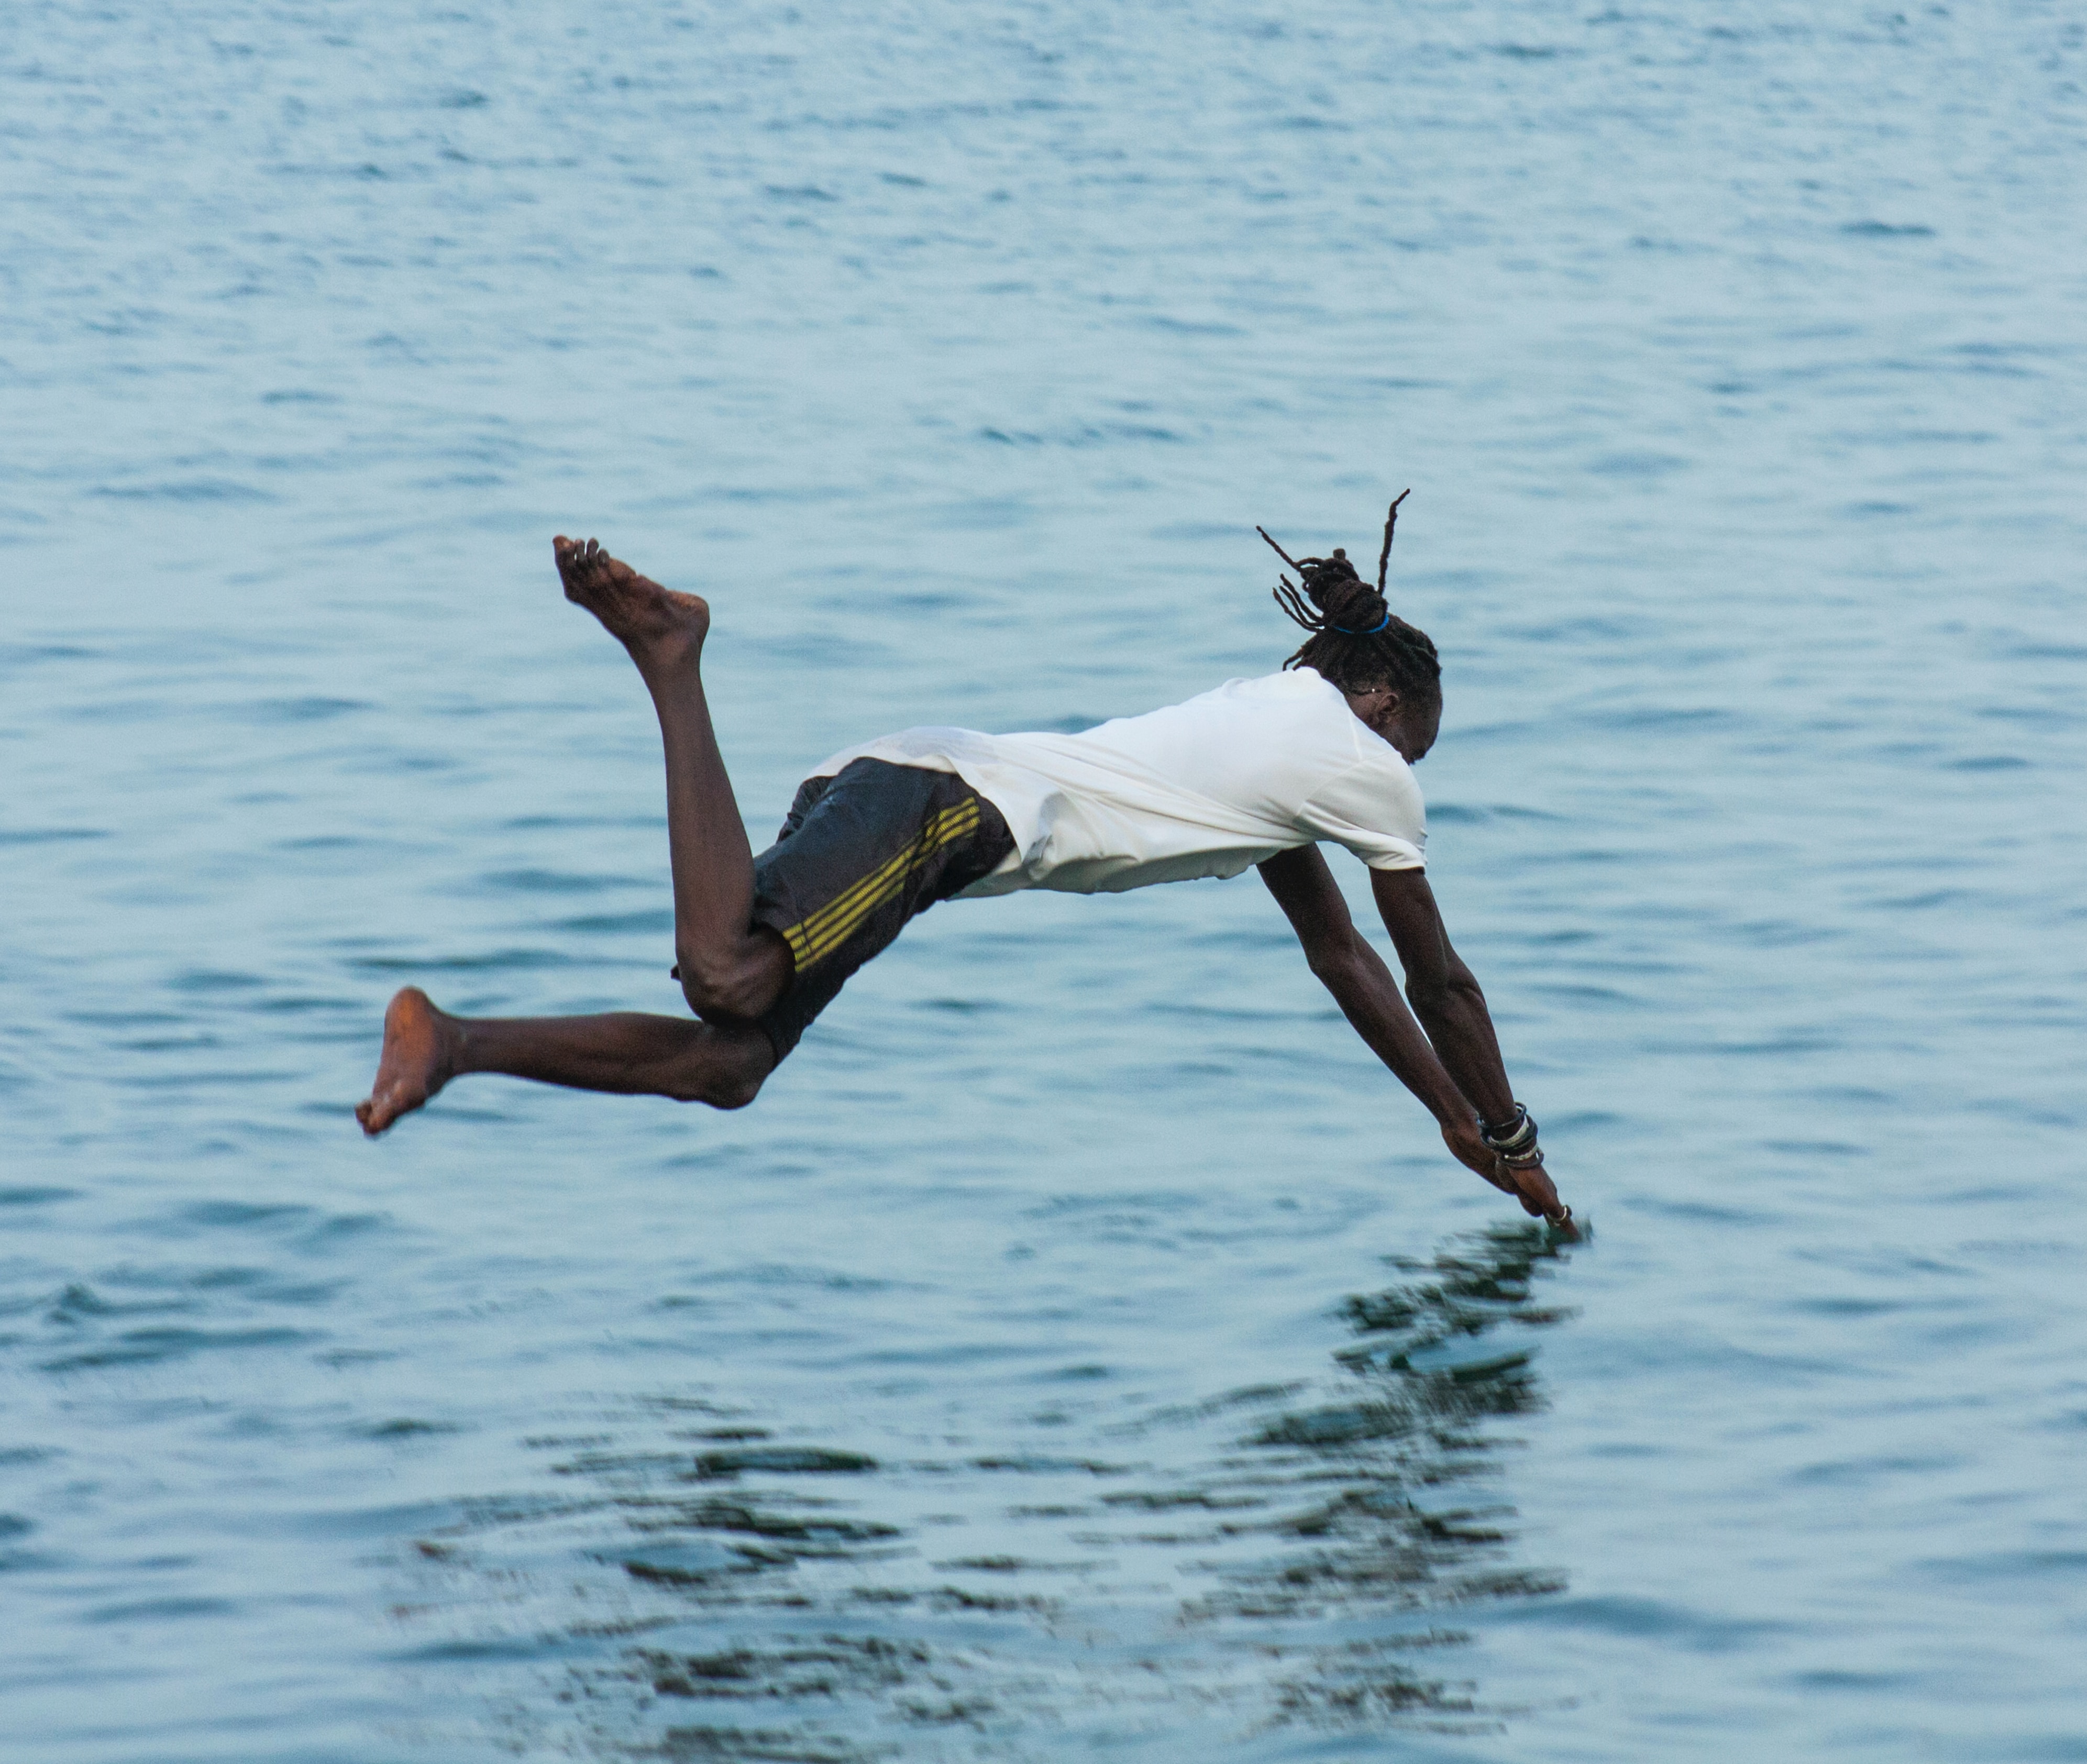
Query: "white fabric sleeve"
1296 758 1428 871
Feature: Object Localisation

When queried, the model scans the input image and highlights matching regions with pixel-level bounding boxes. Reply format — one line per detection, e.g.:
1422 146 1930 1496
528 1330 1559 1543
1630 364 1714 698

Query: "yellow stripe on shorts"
788 801 975 956
779 799 982 972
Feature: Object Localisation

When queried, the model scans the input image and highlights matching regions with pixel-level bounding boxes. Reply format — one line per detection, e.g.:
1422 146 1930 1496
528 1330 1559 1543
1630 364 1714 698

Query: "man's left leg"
356 987 772 1135
553 536 791 1022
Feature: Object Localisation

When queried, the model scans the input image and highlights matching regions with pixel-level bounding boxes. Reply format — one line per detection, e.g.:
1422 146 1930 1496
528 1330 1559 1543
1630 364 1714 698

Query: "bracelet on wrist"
1479 1102 1539 1158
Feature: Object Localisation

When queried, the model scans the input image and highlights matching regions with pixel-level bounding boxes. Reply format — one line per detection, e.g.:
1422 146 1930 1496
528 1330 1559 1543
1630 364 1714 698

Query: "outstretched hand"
1440 1117 1573 1229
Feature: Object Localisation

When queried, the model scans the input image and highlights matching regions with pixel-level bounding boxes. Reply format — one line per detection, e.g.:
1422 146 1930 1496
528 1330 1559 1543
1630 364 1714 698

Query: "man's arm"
1365 866 1514 1120
1257 846 1525 1203
1369 864 1565 1221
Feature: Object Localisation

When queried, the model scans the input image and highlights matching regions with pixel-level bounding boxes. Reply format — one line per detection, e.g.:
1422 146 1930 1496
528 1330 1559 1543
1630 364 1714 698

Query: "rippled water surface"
5 2 2085 1758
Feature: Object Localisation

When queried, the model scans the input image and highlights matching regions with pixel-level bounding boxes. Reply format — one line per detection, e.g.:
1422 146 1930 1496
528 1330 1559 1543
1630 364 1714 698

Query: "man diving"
357 505 1571 1227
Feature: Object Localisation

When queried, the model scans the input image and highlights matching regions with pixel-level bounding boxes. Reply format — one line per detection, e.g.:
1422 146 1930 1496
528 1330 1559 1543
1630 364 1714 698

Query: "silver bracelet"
1479 1102 1539 1158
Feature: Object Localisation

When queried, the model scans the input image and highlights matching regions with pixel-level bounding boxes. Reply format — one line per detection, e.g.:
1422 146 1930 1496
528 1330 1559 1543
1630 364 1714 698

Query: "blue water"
5 1 2085 1757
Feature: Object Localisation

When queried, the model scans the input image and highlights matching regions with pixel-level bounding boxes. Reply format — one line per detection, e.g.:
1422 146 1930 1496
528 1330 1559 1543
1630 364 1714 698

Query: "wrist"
1478 1101 1540 1158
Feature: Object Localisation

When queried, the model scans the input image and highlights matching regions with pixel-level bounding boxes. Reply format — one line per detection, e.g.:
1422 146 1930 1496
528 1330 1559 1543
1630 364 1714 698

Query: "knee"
665 1066 763 1110
695 1064 765 1111
675 953 735 1018
664 1026 770 1111
675 945 781 1022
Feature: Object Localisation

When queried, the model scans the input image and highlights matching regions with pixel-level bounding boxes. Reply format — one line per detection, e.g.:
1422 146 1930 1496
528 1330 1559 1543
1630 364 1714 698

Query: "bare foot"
552 536 710 664
357 987 462 1137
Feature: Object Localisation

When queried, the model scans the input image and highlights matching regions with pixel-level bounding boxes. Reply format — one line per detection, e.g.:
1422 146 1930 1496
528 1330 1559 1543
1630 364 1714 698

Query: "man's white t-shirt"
804 667 1427 898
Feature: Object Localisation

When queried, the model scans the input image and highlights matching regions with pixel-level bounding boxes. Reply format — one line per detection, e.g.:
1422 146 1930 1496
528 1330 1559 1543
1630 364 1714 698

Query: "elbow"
1404 979 1448 1015
1408 972 1481 1016
1305 937 1364 990
1404 974 1456 1015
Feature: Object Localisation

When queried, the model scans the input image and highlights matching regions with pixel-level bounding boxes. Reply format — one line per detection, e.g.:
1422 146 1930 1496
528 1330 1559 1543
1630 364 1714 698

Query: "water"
4 1 2084 1757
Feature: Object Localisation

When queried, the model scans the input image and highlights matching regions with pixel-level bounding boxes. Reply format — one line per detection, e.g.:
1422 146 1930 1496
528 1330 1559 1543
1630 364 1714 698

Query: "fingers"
1509 1161 1564 1219
1444 1127 1570 1222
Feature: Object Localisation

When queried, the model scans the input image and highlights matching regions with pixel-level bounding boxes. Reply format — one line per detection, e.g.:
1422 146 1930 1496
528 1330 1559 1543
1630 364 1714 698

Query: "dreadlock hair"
1258 490 1442 710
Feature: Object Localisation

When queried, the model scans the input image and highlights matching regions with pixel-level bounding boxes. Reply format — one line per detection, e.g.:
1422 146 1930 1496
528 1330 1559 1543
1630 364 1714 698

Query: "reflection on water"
394 1221 1579 1757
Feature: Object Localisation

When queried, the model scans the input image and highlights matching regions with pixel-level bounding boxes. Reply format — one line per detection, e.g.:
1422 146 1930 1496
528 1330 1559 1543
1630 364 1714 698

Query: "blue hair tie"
1333 611 1392 636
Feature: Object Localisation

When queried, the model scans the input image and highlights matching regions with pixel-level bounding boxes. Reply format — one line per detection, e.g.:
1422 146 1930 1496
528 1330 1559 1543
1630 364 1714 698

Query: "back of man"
808 668 1427 897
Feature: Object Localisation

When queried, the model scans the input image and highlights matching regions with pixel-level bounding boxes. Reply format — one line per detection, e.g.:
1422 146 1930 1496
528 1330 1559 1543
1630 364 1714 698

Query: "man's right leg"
356 987 772 1135
551 536 792 1021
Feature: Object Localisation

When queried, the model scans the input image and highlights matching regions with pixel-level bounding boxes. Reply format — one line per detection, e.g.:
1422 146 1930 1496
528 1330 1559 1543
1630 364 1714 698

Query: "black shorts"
746 758 1015 1062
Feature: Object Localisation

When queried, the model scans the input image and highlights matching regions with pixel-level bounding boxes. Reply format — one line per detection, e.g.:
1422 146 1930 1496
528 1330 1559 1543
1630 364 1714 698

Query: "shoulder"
1307 736 1425 834
1233 666 1339 703
1181 667 1346 720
